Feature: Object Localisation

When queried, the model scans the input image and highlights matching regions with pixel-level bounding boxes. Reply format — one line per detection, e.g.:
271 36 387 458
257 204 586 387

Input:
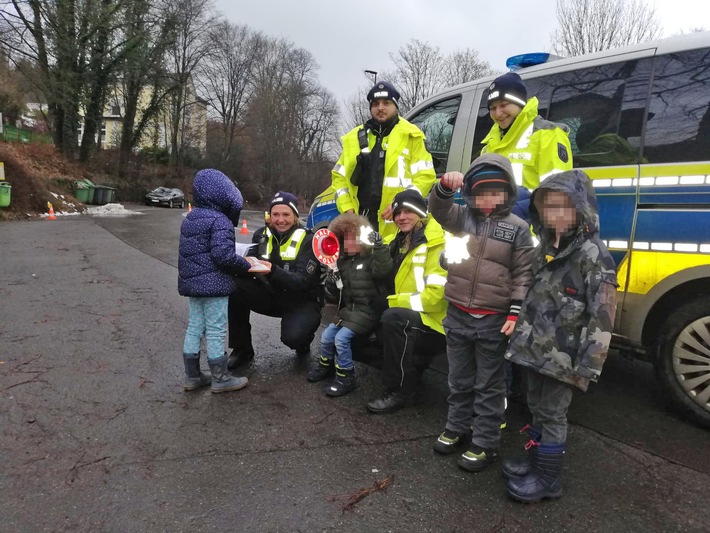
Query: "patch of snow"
85 203 143 216
40 211 81 217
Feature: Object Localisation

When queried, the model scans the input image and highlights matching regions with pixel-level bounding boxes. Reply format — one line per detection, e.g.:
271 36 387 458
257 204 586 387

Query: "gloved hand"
368 230 383 247
326 268 341 285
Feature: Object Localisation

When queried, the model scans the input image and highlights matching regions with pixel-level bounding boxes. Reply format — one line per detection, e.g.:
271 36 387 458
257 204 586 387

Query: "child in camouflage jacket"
503 169 618 503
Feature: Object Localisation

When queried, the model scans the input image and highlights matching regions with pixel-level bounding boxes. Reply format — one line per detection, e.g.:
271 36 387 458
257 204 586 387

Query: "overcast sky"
215 0 709 115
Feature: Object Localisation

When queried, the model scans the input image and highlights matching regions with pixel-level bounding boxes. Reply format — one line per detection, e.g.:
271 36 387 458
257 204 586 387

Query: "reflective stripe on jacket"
332 117 436 240
261 227 307 261
481 97 573 190
384 218 448 334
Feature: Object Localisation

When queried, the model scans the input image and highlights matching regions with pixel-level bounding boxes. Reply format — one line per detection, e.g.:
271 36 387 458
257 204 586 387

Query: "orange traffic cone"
240 219 249 234
47 202 57 221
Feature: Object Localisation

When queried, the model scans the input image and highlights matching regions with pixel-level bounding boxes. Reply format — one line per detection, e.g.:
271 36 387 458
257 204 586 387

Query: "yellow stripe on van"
617 250 710 295
583 162 710 181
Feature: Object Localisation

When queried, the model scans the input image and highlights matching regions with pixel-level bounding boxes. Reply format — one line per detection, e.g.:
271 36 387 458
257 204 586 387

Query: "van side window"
408 96 461 175
544 60 652 167
643 49 710 163
472 61 655 168
471 102 494 160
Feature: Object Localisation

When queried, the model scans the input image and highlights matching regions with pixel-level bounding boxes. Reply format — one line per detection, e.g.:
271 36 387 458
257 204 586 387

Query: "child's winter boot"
183 352 211 391
501 425 542 478
324 366 356 397
433 429 471 455
457 444 499 473
208 353 248 393
506 442 565 503
307 356 335 382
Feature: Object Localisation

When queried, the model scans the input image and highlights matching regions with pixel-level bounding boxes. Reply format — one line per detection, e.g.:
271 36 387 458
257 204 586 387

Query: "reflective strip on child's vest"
408 244 428 311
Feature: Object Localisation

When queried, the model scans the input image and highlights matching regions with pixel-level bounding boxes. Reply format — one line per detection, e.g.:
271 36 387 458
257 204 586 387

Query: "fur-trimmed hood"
328 212 372 239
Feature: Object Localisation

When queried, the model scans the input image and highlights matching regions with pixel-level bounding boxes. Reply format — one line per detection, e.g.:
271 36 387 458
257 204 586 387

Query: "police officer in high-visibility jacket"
228 192 323 367
366 189 448 414
481 72 573 195
331 81 437 241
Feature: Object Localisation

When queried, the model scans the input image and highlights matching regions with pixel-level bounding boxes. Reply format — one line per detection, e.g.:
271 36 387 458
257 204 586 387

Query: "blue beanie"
270 191 299 216
487 72 528 108
367 81 400 108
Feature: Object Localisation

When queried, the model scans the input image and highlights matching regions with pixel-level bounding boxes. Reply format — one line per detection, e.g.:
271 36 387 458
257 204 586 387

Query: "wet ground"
1 205 708 532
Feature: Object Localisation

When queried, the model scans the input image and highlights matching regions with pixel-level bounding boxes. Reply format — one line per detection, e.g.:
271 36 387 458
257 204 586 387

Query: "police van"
308 31 710 427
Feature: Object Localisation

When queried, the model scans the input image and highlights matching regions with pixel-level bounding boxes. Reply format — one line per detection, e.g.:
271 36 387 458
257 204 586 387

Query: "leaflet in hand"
246 256 270 273
235 242 257 257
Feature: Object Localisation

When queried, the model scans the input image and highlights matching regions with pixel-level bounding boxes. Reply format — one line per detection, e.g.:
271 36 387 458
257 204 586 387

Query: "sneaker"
458 445 499 473
366 390 416 414
433 429 468 455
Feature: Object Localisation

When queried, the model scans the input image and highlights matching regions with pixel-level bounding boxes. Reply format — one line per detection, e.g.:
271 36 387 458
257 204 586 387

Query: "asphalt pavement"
1 205 708 532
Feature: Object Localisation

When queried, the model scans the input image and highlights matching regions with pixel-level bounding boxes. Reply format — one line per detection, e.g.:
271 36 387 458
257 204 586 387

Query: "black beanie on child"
391 189 427 218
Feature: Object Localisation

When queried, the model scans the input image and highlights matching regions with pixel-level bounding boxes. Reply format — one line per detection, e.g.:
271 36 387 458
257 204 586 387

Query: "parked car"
145 187 185 208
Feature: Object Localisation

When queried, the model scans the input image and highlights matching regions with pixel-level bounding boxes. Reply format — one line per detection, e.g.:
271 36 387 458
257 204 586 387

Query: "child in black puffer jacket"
306 212 392 396
178 169 269 393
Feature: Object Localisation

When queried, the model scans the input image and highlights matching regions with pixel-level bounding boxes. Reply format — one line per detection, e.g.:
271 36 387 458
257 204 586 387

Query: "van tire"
656 299 710 429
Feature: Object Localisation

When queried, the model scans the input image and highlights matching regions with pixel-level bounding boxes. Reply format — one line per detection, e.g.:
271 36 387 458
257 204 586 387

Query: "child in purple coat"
178 169 269 393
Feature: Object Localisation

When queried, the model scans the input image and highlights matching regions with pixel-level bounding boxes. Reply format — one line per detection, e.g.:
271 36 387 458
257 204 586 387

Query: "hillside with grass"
0 142 192 221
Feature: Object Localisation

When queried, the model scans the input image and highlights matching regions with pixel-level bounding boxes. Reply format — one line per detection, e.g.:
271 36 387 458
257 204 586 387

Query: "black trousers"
228 277 322 351
380 307 446 394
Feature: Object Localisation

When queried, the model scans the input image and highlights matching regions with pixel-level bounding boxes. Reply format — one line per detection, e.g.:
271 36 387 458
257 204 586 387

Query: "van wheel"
657 299 710 429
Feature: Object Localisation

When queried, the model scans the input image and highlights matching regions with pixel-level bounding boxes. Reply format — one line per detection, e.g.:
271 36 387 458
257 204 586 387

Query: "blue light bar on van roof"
506 53 559 71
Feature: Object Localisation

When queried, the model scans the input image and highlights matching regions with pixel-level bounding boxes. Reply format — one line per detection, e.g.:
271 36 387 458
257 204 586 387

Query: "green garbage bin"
82 179 96 204
74 180 91 203
0 182 11 207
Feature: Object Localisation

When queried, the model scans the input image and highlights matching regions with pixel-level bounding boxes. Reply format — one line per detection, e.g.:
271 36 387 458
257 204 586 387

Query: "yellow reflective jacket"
384 218 448 334
331 117 436 240
481 97 573 190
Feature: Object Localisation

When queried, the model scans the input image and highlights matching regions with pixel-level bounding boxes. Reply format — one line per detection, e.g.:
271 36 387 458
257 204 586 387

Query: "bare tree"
197 22 264 164
443 49 494 87
163 0 217 168
551 0 662 57
389 39 445 113
386 40 493 113
342 86 371 130
241 37 339 201
112 0 180 176
1 0 157 161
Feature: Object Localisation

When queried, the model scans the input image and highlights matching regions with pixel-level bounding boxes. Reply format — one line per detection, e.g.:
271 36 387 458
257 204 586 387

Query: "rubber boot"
307 356 335 382
208 353 248 394
501 425 542 479
324 366 356 397
506 442 565 503
183 352 211 391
